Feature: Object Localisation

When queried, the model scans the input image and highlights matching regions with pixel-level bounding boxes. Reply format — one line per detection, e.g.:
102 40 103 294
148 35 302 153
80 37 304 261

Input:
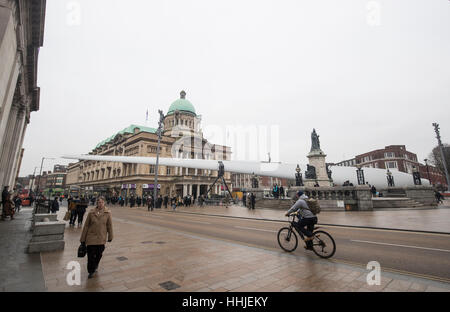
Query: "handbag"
78 243 87 258
63 211 71 221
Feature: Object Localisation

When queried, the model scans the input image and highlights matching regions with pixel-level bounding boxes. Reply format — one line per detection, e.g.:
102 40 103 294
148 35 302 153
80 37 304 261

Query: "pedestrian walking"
69 197 78 226
371 185 377 198
147 195 154 211
171 195 177 210
80 196 113 279
163 195 168 209
435 191 444 204
250 193 256 210
51 197 59 214
242 192 247 207
77 197 88 227
13 194 22 213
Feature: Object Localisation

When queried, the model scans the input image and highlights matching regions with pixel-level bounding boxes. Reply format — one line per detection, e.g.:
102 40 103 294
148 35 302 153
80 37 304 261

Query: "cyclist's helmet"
296 191 304 197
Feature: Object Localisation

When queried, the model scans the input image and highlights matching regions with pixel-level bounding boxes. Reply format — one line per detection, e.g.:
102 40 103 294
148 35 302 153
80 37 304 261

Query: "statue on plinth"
310 128 321 152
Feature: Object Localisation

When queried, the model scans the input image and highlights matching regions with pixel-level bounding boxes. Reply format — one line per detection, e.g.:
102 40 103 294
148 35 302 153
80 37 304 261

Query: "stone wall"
404 186 437 206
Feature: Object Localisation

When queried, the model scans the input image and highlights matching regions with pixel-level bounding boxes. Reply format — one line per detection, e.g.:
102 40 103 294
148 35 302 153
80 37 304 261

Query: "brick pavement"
38 206 450 292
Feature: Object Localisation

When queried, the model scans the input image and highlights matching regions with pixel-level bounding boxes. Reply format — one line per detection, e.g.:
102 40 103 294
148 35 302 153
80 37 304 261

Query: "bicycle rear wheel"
277 227 298 252
311 230 336 259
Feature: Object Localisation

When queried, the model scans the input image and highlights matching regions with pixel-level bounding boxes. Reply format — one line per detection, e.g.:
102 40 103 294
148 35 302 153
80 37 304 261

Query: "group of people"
101 193 209 211
67 196 89 226
1 186 29 220
242 192 256 209
272 184 285 199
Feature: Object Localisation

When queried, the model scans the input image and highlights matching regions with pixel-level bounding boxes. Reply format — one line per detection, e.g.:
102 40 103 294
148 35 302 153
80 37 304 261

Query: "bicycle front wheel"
277 227 298 252
311 230 336 259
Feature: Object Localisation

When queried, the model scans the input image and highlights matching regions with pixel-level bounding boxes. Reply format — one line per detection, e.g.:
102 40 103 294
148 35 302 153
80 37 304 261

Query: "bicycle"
277 212 336 259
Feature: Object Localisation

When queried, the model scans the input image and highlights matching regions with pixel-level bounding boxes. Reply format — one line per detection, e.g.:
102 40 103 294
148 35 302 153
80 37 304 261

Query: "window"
384 152 395 158
166 167 171 175
363 156 371 162
149 165 155 174
385 161 397 169
147 145 157 153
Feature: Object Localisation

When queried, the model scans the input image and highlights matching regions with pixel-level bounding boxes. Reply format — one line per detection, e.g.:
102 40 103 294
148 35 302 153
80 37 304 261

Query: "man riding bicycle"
285 191 318 250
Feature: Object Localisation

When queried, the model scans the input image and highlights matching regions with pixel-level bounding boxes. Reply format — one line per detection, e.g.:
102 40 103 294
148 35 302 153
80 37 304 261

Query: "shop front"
142 184 161 197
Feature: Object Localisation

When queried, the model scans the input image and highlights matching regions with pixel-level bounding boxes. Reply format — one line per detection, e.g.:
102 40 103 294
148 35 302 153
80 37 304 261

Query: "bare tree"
428 143 450 175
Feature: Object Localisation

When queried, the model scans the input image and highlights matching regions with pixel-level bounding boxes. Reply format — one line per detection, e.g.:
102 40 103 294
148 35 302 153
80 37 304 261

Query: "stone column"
0 7 20 150
183 184 187 197
6 105 26 186
356 186 373 211
0 103 19 187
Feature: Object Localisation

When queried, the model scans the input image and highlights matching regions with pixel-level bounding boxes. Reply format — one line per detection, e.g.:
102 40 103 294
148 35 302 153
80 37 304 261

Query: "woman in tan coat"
80 196 113 278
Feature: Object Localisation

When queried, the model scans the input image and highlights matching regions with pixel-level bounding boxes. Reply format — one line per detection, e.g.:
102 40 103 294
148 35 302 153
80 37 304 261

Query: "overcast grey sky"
19 0 450 175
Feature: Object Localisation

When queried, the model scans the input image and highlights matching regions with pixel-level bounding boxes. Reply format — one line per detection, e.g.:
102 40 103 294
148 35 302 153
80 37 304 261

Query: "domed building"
163 90 202 136
66 91 232 200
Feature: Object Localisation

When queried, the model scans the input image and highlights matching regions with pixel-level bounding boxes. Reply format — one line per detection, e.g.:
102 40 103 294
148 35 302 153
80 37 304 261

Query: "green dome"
167 91 196 115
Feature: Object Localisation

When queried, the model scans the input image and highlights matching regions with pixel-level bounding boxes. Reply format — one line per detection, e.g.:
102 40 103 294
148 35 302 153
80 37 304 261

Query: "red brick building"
354 145 447 188
419 163 448 188
356 145 419 172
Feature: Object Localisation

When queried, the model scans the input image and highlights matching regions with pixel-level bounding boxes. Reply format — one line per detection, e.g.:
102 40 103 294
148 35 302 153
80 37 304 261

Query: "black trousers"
87 245 105 274
294 217 317 238
77 211 85 225
69 210 77 224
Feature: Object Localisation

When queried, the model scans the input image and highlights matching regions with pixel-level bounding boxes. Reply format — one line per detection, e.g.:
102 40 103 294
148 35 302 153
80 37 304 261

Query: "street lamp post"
424 159 432 185
432 123 450 192
356 164 365 185
152 110 165 211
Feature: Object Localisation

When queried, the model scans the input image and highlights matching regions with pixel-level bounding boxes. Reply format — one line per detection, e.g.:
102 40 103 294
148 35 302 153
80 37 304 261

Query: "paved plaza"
2 202 449 292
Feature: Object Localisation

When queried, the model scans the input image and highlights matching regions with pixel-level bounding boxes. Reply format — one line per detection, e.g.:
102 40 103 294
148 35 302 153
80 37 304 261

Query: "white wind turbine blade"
62 154 429 188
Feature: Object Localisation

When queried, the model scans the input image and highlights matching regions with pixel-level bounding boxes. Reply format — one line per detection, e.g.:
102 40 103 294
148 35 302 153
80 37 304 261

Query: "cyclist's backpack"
306 198 321 215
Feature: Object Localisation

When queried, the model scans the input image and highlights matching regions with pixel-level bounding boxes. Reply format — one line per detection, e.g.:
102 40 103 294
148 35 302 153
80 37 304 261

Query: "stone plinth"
33 221 65 236
31 214 58 230
28 241 65 253
404 186 438 206
28 221 66 253
307 149 332 187
34 214 58 223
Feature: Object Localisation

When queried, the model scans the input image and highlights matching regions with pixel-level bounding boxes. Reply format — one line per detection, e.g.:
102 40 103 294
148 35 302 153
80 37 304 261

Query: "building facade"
355 145 419 172
0 0 46 191
66 91 232 199
44 164 67 195
334 158 356 167
335 145 447 188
